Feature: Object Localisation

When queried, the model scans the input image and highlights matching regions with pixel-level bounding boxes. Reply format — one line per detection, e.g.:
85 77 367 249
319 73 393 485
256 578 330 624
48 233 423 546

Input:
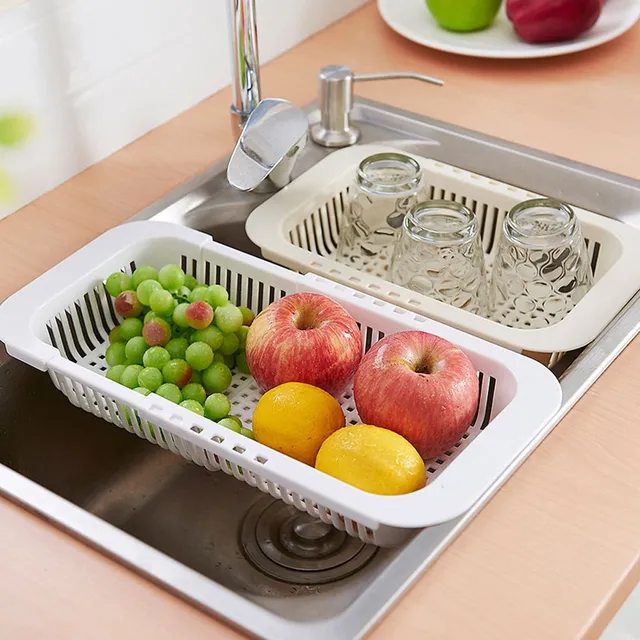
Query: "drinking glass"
335 152 423 273
388 200 489 316
489 198 593 329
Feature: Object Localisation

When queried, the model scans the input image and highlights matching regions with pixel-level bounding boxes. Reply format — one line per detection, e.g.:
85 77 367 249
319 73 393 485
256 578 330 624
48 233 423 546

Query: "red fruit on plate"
245 292 362 396
507 0 602 44
353 330 479 460
114 291 143 318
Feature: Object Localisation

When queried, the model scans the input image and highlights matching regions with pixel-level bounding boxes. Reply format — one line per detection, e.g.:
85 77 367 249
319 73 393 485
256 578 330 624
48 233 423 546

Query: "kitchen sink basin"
2 98 640 639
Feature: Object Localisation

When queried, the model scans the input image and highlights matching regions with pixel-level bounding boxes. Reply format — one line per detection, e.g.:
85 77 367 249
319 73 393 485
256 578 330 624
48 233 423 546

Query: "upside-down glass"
388 200 489 316
335 152 423 273
489 198 594 329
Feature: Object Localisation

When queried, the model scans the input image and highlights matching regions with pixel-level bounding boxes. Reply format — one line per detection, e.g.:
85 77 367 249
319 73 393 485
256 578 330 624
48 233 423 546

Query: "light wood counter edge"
1 5 640 639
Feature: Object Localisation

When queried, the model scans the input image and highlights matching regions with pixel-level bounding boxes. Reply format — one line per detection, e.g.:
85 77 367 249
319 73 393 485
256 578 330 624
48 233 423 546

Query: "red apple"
245 292 362 396
353 331 478 459
507 0 602 44
114 290 143 318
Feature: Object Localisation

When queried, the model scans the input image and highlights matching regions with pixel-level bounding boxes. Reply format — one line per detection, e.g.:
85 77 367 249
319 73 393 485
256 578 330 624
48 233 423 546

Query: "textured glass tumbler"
490 198 594 329
335 152 422 273
388 200 489 316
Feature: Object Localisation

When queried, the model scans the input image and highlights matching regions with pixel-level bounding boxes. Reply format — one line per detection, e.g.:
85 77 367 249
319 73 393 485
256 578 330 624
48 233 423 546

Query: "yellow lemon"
252 382 345 465
315 424 426 495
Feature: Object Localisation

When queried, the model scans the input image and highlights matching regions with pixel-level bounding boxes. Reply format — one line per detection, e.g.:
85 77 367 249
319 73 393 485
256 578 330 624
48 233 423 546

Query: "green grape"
143 346 171 369
138 367 163 392
204 393 230 421
121 364 144 389
235 350 251 375
166 337 189 360
238 306 255 326
219 332 240 356
162 359 192 388
180 399 205 416
120 317 143 341
149 289 175 315
105 342 127 366
226 415 243 430
106 364 126 383
223 354 235 369
158 264 186 291
136 279 163 306
132 265 158 288
207 284 229 309
134 387 151 396
144 310 157 324
202 362 232 394
240 427 255 440
189 286 209 302
218 417 241 433
177 286 191 299
215 304 244 334
236 326 249 349
142 318 172 346
184 274 198 290
191 326 224 351
185 342 214 371
182 383 206 405
105 272 133 298
108 326 123 344
124 336 148 364
172 302 190 328
212 352 224 364
156 383 182 404
190 369 202 384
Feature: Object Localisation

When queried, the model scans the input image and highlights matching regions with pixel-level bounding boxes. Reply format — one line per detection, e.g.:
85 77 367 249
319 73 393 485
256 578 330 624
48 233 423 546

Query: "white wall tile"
0 0 367 219
0 0 80 220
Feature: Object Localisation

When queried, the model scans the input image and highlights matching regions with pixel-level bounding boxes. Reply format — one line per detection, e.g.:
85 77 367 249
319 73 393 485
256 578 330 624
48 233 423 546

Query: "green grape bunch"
102 262 255 439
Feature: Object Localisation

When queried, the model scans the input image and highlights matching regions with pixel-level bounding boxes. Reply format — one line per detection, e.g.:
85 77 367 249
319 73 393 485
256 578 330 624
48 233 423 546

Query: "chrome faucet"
226 0 308 192
227 0 262 132
225 0 443 192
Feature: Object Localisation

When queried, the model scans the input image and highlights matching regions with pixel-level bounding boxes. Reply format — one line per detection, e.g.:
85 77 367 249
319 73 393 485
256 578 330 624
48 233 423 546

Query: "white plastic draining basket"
246 144 640 366
0 221 561 547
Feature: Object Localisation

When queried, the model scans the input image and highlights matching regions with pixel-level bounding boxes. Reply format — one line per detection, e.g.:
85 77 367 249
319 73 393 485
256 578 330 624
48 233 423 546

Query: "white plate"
377 0 640 59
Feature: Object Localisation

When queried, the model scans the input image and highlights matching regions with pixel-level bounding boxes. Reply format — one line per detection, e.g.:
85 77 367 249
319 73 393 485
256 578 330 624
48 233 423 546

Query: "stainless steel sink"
2 98 640 640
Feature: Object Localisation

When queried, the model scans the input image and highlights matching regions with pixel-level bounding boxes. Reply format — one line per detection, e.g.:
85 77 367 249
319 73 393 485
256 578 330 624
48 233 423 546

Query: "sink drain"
241 496 378 585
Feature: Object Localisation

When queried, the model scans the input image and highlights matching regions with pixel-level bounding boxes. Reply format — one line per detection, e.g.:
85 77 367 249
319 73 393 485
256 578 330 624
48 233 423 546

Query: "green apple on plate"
426 0 503 32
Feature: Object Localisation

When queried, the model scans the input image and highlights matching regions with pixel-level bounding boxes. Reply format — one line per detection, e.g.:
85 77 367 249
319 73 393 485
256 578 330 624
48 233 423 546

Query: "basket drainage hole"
255 456 268 464
388 292 400 299
233 446 246 454
373 300 385 307
191 426 203 434
212 435 224 444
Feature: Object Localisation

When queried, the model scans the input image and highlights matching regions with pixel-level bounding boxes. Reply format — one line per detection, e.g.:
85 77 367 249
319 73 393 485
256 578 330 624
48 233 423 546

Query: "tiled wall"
0 0 366 220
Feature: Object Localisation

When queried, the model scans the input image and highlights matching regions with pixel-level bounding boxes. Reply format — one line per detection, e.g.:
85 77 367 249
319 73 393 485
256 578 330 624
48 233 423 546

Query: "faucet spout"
227 0 261 133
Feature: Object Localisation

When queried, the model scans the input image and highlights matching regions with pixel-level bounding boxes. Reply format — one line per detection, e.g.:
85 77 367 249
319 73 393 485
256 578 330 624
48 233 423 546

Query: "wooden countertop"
2 5 640 639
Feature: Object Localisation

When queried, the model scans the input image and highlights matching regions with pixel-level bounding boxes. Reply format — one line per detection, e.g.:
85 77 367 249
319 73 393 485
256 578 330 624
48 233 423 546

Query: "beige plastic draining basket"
246 144 640 365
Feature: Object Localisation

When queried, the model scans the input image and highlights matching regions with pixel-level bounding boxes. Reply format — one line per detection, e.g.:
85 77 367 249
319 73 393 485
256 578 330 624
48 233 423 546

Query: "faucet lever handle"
310 64 444 149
